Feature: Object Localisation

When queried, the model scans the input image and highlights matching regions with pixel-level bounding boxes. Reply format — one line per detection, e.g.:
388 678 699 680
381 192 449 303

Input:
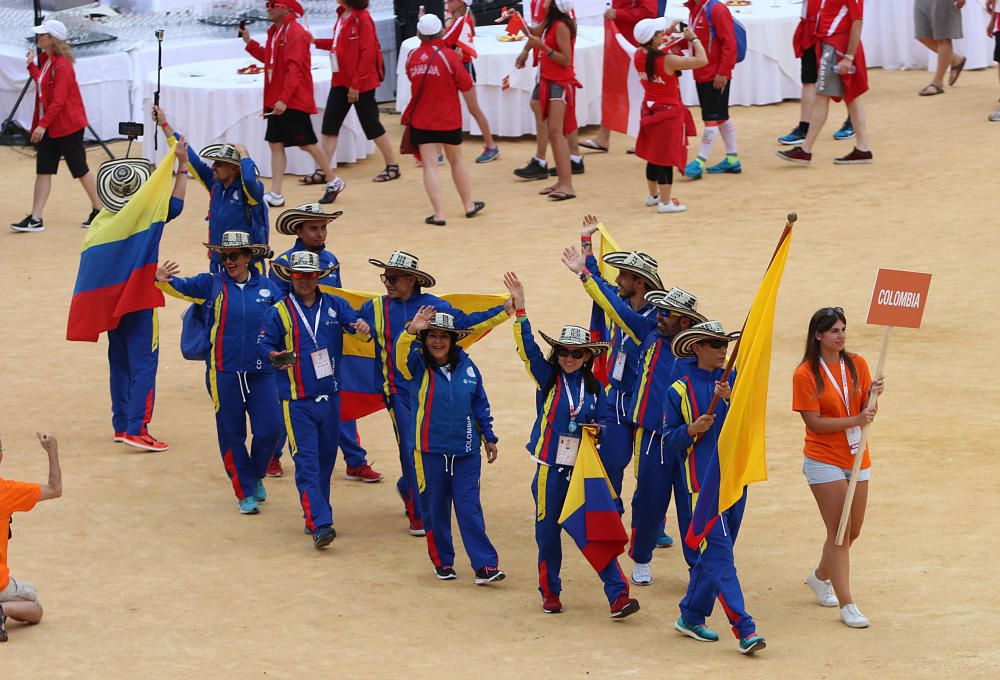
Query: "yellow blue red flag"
588 222 622 384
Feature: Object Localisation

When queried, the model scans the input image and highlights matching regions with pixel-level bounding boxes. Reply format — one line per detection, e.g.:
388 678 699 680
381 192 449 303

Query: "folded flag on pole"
558 427 629 572
602 20 642 138
504 9 526 36
588 222 622 385
66 152 175 342
685 225 794 549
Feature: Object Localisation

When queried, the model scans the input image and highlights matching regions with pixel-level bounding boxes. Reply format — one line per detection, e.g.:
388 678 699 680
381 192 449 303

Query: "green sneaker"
674 616 719 642
707 157 742 174
739 633 766 655
254 479 267 503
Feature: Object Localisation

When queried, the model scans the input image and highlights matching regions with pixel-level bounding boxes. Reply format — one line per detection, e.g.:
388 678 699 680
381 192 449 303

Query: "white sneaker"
631 562 652 586
805 570 838 607
264 191 285 207
990 107 1000 122
840 603 869 628
644 194 660 207
657 198 687 214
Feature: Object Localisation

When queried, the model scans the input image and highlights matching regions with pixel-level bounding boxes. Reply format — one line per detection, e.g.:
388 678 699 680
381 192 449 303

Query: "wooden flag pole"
835 325 892 546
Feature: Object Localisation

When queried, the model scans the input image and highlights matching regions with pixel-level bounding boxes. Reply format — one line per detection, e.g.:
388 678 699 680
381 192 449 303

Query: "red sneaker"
610 593 640 619
122 433 169 453
266 457 284 478
408 518 426 537
113 432 126 443
776 146 812 165
542 594 563 614
345 464 383 483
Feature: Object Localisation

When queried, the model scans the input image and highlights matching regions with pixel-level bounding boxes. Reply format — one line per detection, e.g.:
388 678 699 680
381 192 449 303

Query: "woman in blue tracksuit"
504 272 638 619
155 231 283 515
664 321 765 655
396 306 505 585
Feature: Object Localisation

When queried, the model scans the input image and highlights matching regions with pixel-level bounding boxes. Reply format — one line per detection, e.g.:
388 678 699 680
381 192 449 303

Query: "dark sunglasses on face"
291 271 321 280
701 339 728 350
380 273 404 285
557 347 587 359
219 250 249 262
657 309 675 317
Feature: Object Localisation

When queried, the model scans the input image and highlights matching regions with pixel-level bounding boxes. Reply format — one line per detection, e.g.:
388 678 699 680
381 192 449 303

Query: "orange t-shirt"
792 355 872 470
0 478 42 591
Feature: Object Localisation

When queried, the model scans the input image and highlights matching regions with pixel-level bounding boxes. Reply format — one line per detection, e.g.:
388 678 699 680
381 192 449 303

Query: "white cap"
633 17 667 46
416 13 443 36
32 19 68 42
463 0 473 5
554 0 575 13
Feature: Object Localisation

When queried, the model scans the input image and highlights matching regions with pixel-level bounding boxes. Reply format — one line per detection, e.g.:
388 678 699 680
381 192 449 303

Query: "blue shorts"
802 456 870 485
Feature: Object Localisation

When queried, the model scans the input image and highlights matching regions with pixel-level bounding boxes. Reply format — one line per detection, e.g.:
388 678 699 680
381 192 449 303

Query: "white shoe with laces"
645 194 659 207
631 562 652 586
805 570 838 607
264 191 285 207
657 198 686 214
840 603 869 628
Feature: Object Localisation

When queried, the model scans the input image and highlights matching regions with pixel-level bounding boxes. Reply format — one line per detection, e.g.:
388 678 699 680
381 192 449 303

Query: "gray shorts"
914 0 963 41
0 576 40 606
816 43 844 99
802 456 871 486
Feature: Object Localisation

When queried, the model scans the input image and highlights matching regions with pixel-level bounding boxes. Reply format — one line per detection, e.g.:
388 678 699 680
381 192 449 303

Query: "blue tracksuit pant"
388 392 422 522
599 396 634 515
274 418 368 467
532 463 629 604
629 427 696 566
107 309 159 436
283 393 341 531
419 453 498 570
207 370 282 500
679 490 756 638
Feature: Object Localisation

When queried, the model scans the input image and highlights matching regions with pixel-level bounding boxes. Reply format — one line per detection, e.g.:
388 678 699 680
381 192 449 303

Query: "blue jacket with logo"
269 240 342 296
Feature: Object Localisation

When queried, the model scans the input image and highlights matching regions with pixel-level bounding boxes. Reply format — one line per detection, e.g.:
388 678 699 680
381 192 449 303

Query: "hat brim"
538 330 610 358
96 159 154 213
199 144 242 166
644 292 708 323
670 329 741 359
601 252 665 291
420 325 473 341
204 242 269 258
368 258 436 288
270 260 338 282
275 209 343 236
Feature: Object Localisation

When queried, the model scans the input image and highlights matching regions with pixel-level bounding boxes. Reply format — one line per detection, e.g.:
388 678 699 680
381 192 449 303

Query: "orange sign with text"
866 268 932 328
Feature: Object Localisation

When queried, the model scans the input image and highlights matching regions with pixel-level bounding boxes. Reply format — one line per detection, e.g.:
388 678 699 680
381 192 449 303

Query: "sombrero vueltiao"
275 203 343 236
670 320 741 359
539 325 611 357
368 250 436 288
601 251 664 291
269 250 337 282
422 312 473 340
96 158 153 213
199 143 243 167
204 230 269 258
644 286 708 323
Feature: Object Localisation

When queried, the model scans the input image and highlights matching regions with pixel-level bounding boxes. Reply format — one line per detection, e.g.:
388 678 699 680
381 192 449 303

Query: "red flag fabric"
506 12 526 35
602 20 632 134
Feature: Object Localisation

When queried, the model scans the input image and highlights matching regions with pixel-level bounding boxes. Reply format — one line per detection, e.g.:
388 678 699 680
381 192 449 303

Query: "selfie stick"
154 29 164 151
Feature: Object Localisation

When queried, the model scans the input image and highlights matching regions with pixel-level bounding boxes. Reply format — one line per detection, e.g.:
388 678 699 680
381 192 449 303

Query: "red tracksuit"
685 0 738 84
314 6 383 92
613 0 658 47
403 39 473 131
29 53 87 137
246 13 317 113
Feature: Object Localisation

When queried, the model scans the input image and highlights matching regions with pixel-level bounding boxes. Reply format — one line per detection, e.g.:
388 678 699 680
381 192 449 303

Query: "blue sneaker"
684 159 704 180
834 120 855 140
707 157 742 174
777 126 806 145
476 146 500 163
254 479 266 503
739 634 767 655
655 531 674 548
238 497 259 515
674 616 719 642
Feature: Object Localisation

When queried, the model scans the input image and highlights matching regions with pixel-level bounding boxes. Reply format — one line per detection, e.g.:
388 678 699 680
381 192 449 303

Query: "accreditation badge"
329 53 340 73
611 352 627 382
555 435 581 466
311 348 333 379
846 426 862 455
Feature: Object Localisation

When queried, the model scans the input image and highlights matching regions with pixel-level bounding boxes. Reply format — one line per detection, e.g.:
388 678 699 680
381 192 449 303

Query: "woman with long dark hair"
792 307 884 628
505 272 639 619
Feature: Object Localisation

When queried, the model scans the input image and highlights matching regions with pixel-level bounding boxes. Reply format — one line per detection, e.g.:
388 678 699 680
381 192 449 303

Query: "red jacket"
246 14 317 113
685 0 737 83
29 53 87 138
403 39 473 131
793 0 821 57
614 0 657 47
314 7 383 92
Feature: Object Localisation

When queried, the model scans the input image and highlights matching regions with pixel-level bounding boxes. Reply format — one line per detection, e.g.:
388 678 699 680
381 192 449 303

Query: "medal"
568 420 578 434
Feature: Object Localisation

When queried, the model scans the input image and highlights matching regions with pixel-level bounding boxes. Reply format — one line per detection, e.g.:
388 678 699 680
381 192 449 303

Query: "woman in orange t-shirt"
792 307 884 629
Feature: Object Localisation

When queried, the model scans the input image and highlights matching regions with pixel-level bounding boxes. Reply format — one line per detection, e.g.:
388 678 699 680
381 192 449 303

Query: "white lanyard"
37 60 52 114
289 295 323 350
331 14 346 50
561 373 586 428
819 358 852 416
268 23 289 76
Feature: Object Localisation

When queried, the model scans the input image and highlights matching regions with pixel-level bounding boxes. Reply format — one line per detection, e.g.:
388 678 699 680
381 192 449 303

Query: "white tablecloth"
395 24 604 137
141 55 374 176
521 0 610 26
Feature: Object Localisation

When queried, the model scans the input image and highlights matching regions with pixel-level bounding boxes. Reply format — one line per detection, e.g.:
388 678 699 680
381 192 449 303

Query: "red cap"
270 0 304 17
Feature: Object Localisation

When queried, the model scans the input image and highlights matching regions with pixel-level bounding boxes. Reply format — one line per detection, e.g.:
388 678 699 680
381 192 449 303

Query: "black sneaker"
513 158 549 180
474 566 506 585
318 177 346 205
548 158 585 176
435 566 458 580
10 214 43 233
312 526 336 549
82 208 100 228
0 605 7 642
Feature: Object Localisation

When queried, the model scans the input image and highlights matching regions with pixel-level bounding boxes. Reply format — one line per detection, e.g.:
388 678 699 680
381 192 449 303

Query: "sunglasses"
219 250 249 262
699 339 729 349
381 273 413 285
291 271 321 280
657 309 676 317
556 347 588 359
822 306 845 316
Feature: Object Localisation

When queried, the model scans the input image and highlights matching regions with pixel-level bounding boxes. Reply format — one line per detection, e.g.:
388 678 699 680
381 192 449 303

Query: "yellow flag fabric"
596 222 622 280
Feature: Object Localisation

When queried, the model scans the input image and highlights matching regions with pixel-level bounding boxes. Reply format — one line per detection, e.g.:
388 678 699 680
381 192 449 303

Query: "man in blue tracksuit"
258 251 370 549
268 203 381 482
664 321 765 655
156 231 284 515
396 309 505 585
359 251 510 536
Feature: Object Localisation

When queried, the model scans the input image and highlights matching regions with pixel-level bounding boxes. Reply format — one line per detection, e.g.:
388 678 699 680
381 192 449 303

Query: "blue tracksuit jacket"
269 240 342 296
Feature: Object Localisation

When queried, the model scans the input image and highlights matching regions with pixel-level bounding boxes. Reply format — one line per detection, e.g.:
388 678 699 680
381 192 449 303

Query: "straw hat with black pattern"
96 158 154 212
422 312 473 340
204 230 269 258
601 251 664 291
270 250 337 282
368 250 436 288
275 202 343 236
644 286 708 323
670 321 741 359
539 325 611 357
199 143 243 167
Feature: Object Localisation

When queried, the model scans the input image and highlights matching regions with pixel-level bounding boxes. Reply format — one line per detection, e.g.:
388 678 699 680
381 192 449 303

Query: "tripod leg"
86 124 115 160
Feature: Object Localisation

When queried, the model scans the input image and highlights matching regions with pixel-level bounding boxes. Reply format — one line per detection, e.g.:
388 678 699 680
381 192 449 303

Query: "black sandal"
373 164 401 182
465 201 485 218
298 169 326 185
425 216 446 226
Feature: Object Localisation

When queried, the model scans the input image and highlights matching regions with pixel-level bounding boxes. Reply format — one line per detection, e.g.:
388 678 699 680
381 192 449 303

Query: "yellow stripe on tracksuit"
372 297 391 394
275 302 300 400
155 280 208 305
395 332 419 381
630 343 658 423
583 277 640 344
282 400 298 456
207 290 225 412
632 425 646 478
151 308 159 353
536 464 549 521
242 180 259 207
413 370 433 493
533 388 558 461
512 320 541 389
457 308 510 348
670 379 697 496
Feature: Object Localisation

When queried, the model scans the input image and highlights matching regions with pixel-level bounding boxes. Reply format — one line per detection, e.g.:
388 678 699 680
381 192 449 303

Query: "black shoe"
547 158 585 176
10 214 43 233
513 158 549 180
435 566 458 580
318 178 346 204
474 566 506 585
0 605 7 642
313 526 335 549
81 208 100 228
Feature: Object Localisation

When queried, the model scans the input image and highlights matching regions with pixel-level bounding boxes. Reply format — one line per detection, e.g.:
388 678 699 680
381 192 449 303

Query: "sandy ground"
0 67 998 678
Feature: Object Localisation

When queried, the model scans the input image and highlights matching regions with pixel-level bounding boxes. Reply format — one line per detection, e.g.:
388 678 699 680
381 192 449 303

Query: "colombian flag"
558 427 628 572
66 153 175 342
320 286 509 421
685 226 794 549
588 222 622 385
